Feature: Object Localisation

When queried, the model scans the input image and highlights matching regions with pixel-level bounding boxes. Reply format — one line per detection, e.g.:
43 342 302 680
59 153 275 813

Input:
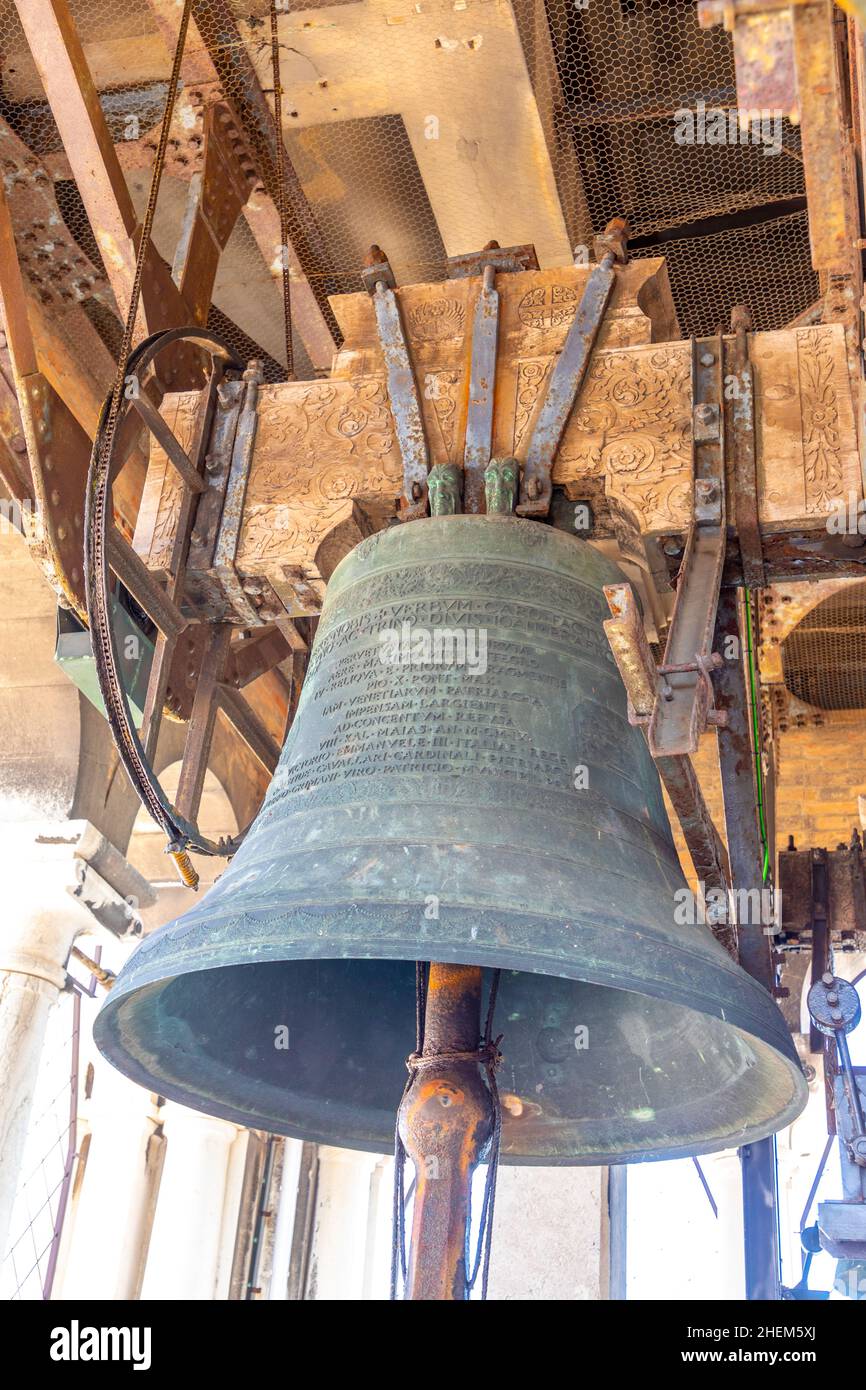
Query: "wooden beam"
133 264 862 614
14 0 188 330
144 0 337 370
242 190 336 373
0 176 95 609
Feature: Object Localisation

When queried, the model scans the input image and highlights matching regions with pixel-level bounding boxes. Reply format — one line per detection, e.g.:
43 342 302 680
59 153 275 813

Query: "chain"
270 0 295 380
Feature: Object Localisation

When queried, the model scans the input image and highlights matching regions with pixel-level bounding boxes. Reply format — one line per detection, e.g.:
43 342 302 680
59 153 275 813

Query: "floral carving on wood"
423 370 462 461
239 377 402 566
796 328 842 514
408 298 466 341
517 284 578 331
512 344 692 531
513 359 551 453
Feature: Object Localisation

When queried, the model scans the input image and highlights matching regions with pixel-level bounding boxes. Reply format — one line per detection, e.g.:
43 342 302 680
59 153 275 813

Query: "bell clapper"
397 963 500 1300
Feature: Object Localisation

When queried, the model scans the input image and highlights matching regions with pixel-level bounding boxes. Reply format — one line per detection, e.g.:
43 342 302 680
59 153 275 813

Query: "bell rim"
98 894 800 1052
95 902 808 1163
90 1038 807 1169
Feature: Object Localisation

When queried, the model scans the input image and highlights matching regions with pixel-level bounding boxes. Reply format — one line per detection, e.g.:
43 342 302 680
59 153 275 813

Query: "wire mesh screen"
514 0 816 333
0 0 819 385
0 990 78 1300
631 210 816 336
782 584 866 712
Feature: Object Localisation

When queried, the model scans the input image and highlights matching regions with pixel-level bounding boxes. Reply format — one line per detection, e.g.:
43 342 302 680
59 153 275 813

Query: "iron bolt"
527 478 541 500
822 971 835 986
700 352 715 367
695 478 717 500
695 403 715 423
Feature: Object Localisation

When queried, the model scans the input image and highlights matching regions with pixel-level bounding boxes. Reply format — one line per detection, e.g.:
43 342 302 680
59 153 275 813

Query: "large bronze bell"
95 516 806 1163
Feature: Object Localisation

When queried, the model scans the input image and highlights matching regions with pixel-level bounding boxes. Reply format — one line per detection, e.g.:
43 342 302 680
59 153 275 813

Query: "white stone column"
487 1166 611 1300
140 1102 244 1300
0 871 92 1261
267 1138 303 1300
306 1147 380 1299
54 1055 163 1300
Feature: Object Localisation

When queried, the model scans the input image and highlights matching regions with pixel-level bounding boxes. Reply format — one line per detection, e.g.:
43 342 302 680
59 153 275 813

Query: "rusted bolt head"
700 352 714 367
695 403 715 423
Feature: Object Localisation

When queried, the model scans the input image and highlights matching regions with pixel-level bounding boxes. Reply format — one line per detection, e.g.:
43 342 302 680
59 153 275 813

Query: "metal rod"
608 1165 627 1299
836 1028 866 1137
741 1137 781 1301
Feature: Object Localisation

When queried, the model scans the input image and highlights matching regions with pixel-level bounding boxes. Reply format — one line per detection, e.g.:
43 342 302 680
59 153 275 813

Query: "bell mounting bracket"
85 328 296 885
516 216 628 518
602 331 744 943
364 245 431 521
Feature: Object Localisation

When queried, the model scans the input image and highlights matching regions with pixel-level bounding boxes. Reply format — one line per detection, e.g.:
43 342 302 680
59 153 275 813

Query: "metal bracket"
818 1073 866 1258
360 243 397 294
366 247 430 521
446 242 539 279
463 263 499 513
603 582 732 943
517 220 626 517
648 336 727 759
212 360 265 624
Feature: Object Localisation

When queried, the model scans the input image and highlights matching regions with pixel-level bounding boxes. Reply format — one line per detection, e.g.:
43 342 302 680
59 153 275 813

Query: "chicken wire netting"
0 989 78 1300
782 583 866 712
0 0 819 387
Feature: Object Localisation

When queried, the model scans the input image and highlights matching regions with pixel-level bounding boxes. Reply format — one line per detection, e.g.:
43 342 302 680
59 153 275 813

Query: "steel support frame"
713 587 782 1301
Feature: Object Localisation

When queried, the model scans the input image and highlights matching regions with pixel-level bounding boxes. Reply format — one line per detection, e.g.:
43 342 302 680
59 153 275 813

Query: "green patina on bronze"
94 516 806 1163
484 456 518 515
427 463 463 516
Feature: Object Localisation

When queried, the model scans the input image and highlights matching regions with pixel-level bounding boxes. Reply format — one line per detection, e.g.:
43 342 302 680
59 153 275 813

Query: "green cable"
743 589 771 884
